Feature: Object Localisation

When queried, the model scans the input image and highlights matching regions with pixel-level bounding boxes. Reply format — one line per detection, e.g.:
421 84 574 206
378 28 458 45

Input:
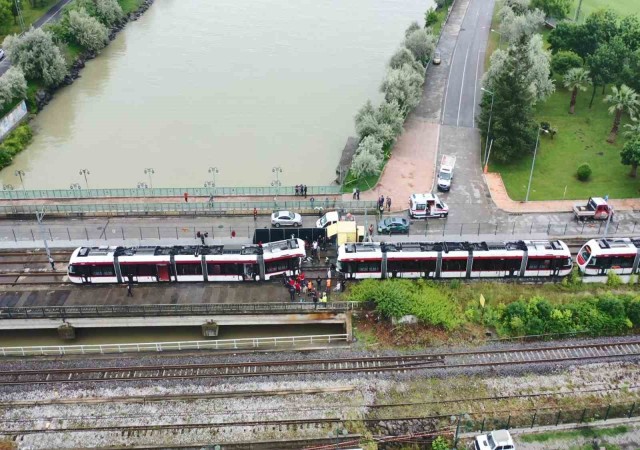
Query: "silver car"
271 210 302 227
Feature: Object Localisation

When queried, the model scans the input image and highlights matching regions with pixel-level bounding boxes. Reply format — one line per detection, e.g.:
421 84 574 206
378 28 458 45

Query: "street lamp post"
137 182 148 189
480 87 495 170
271 166 282 202
144 168 155 189
35 209 52 270
207 167 219 195
79 169 90 189
491 29 502 49
525 127 545 203
14 170 25 190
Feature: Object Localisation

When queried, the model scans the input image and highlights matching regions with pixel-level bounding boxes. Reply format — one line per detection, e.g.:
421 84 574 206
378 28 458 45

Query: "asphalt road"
0 0 76 77
441 0 494 128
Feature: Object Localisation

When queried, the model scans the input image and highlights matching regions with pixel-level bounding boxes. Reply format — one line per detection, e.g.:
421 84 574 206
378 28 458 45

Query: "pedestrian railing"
0 186 342 200
0 200 377 217
0 302 361 319
0 333 351 357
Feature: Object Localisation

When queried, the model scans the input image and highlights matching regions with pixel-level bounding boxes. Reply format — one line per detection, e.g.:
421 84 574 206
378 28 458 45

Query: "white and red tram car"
577 238 640 282
337 240 572 280
67 238 305 284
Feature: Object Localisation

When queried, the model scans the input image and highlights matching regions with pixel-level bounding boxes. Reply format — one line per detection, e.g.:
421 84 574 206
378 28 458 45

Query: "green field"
573 0 639 22
491 85 636 200
0 0 58 43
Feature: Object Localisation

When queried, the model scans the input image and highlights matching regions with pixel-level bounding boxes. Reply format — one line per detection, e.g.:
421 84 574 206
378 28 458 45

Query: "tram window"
388 260 422 272
505 259 522 271
207 263 241 275
176 263 203 276
137 265 155 277
91 265 115 277
595 257 612 269
265 260 290 273
472 259 503 271
610 256 633 268
69 265 89 276
561 257 572 268
442 259 467 271
527 259 551 270
120 265 135 276
339 261 355 273
357 261 381 272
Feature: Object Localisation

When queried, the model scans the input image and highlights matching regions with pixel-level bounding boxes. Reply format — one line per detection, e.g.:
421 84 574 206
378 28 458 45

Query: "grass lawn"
491 85 636 200
484 0 503 67
573 0 639 22
521 426 629 443
118 0 145 15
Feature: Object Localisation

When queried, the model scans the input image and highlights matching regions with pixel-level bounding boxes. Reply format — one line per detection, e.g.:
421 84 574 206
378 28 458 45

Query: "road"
0 0 80 76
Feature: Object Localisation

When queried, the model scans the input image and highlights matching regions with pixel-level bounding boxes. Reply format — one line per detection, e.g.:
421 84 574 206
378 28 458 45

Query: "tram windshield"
579 245 591 264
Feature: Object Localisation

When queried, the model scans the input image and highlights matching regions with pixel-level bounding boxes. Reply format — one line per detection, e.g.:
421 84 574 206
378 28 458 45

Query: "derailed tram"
336 240 573 280
577 237 640 282
68 238 305 284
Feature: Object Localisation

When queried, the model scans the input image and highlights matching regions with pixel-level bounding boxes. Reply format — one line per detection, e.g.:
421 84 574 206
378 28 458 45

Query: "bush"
0 124 33 169
551 50 583 76
434 0 446 9
432 436 450 450
607 271 622 287
425 8 439 27
66 8 109 52
576 163 592 181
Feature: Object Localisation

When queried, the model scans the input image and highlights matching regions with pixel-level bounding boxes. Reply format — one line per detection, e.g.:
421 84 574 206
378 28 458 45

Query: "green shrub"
449 279 461 289
0 124 33 169
551 50 583 76
425 8 439 27
576 163 592 181
562 266 583 287
432 436 450 450
606 271 622 287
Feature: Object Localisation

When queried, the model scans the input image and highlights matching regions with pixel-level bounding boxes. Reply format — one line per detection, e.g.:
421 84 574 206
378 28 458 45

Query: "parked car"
271 210 302 227
0 49 5 61
377 217 409 234
433 51 441 65
475 430 515 450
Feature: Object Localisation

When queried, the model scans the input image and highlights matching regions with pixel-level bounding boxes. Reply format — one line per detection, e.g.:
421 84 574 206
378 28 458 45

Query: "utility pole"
271 166 282 203
480 88 494 171
35 209 52 267
79 169 90 189
525 128 544 202
144 168 155 189
13 0 25 34
575 0 584 22
14 170 25 190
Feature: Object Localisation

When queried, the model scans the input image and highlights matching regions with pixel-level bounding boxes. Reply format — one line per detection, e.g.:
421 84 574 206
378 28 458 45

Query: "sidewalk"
485 173 640 213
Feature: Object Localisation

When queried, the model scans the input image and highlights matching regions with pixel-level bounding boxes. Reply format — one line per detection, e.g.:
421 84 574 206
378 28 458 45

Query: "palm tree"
563 68 591 114
604 84 640 144
623 116 640 140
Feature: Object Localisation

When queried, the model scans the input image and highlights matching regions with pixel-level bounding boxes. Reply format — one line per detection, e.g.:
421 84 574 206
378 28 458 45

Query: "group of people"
283 272 329 306
351 187 361 200
378 195 391 213
295 185 308 197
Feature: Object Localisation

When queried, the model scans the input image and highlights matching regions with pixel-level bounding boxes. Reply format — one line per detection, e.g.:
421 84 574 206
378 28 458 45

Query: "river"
0 0 430 189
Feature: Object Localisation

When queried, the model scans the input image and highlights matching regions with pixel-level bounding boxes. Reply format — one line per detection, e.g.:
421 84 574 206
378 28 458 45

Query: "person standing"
312 240 319 261
356 188 360 200
253 207 258 221
312 290 318 308
303 185 307 198
184 192 189 203
288 285 296 302
127 281 133 297
386 196 391 212
316 276 322 292
49 256 55 271
352 188 357 200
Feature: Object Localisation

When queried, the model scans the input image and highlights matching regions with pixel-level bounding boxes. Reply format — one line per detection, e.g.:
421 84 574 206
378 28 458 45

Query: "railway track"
3 340 640 386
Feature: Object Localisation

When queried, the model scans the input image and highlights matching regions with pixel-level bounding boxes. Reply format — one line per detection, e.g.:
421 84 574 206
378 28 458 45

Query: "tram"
336 240 573 280
67 238 305 284
576 237 640 282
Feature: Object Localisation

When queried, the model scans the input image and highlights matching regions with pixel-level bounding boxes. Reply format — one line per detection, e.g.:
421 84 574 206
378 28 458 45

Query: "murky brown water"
0 324 344 347
0 0 430 189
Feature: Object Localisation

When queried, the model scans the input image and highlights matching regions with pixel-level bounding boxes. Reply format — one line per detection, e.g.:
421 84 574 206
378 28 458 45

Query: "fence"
0 302 360 319
0 200 377 217
0 333 350 357
0 185 342 200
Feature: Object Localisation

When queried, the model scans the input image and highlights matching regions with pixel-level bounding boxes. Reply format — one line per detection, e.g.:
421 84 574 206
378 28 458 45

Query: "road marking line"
40 0 74 26
441 43 457 125
456 46 470 127
473 49 483 128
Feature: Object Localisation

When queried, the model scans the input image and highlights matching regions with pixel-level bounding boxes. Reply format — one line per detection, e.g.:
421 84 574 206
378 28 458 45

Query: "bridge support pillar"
201 321 219 337
344 312 353 341
57 323 76 340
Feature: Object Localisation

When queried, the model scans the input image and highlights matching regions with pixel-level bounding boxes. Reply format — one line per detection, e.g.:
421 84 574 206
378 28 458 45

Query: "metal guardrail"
0 334 351 357
0 200 377 216
0 186 342 200
0 302 361 319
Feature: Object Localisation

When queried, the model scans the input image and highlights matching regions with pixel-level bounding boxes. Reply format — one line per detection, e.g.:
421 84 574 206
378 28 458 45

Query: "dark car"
377 217 409 234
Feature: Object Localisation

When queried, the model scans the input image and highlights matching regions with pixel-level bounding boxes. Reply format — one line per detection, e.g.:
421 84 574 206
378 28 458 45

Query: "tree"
380 64 424 114
504 0 530 15
66 8 109 52
619 15 640 52
586 39 628 108
584 9 619 47
551 50 583 76
357 135 384 160
478 36 537 162
620 138 640 177
388 47 424 74
405 21 421 39
548 22 596 58
0 0 12 27
404 28 436 66
0 67 27 110
94 0 124 27
354 100 404 147
604 84 640 143
526 34 555 103
563 68 591 114
350 148 382 178
2 28 67 87
530 0 572 19
620 49 640 93
425 8 438 28
623 116 640 140
481 49 508 92
499 5 544 44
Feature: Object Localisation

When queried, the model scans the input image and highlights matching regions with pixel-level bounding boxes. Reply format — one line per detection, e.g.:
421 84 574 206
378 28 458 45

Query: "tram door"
156 264 170 282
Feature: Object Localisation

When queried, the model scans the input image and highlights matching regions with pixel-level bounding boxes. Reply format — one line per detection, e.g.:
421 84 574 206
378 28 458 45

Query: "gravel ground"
3 336 640 448
514 425 640 450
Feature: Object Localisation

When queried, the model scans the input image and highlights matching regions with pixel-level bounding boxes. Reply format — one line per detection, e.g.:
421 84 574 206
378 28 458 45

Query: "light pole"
144 168 155 189
70 183 81 190
35 209 52 270
491 29 503 49
575 0 584 22
207 167 219 195
3 184 13 190
79 169 90 189
525 127 546 203
271 166 282 202
480 87 495 170
13 0 25 33
14 170 25 190
137 182 148 189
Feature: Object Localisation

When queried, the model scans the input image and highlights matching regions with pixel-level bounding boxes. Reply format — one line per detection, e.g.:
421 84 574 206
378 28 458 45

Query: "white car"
0 49 5 61
475 430 515 450
271 210 302 227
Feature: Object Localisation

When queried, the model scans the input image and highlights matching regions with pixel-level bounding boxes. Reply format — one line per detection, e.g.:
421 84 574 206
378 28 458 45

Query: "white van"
316 211 340 228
